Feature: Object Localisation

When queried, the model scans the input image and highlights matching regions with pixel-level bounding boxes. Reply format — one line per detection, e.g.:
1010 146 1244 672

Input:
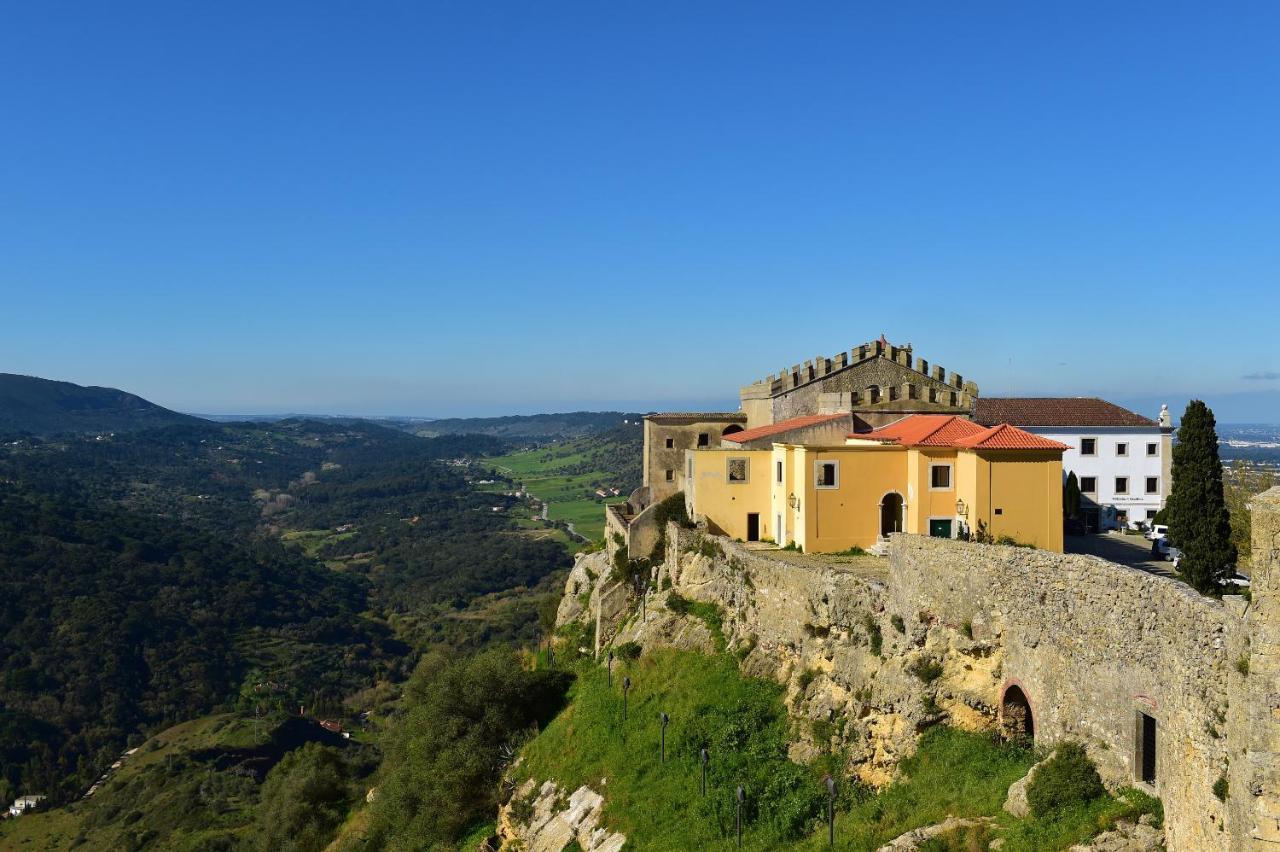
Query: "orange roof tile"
952 423 1071 451
722 413 849 444
860 415 1068 451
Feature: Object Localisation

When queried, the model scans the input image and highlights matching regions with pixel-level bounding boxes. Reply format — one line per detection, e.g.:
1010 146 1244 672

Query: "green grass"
516 649 1051 851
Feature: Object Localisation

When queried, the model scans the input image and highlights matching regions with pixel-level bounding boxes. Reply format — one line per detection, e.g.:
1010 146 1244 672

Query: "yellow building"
686 414 1067 552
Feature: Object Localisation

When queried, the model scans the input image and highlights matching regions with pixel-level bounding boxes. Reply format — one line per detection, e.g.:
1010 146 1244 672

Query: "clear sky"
2 3 1278 420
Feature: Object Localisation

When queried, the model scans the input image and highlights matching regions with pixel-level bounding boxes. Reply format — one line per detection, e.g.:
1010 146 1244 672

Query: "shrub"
863 615 883 656
1026 742 1105 818
797 668 819 692
614 641 642 661
666 591 691 615
1213 774 1229 802
910 658 944 683
1236 657 1249 676
890 614 905 634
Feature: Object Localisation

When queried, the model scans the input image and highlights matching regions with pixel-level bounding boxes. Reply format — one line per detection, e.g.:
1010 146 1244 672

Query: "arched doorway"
1001 684 1034 743
880 493 904 537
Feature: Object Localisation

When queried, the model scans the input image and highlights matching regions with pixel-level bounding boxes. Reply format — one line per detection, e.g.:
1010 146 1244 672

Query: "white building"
974 398 1173 531
8 794 46 817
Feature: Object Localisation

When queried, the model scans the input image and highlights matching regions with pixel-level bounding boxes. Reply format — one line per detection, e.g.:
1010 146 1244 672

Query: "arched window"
722 424 744 437
868 385 881 404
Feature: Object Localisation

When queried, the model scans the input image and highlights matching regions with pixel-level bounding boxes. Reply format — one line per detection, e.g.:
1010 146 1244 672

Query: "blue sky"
2 3 1277 420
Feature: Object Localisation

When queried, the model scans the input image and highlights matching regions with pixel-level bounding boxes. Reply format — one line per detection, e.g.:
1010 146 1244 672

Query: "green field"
487 430 640 542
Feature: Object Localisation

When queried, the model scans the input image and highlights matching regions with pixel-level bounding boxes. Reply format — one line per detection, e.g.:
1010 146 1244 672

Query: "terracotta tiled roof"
860 415 1068 451
722 413 849 444
859 415 984 446
645 412 748 422
973 398 1157 428
952 423 1071 451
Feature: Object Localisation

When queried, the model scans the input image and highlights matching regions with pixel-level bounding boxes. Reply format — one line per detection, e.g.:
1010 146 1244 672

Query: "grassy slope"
518 648 1161 851
0 714 268 851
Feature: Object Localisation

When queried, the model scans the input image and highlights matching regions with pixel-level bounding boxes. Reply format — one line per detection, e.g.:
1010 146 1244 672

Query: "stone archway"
1000 683 1035 743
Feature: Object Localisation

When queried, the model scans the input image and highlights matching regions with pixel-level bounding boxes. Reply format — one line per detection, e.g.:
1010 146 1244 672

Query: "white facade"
1019 417 1173 529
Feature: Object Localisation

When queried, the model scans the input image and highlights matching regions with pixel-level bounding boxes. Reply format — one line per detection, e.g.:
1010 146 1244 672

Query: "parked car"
1153 538 1179 563
1146 524 1168 541
1224 572 1251 589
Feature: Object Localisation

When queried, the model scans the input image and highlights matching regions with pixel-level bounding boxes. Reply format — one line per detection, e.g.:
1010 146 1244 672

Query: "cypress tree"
1063 472 1081 520
1167 400 1236 592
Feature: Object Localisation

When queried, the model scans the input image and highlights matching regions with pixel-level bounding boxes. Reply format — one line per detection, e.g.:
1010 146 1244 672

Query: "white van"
1146 524 1168 541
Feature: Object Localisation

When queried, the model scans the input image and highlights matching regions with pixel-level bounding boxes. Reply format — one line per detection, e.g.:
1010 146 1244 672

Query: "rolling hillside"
0 373 200 435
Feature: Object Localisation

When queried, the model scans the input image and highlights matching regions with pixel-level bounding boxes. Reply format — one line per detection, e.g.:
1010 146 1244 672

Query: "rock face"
543 491 1280 851
498 778 625 852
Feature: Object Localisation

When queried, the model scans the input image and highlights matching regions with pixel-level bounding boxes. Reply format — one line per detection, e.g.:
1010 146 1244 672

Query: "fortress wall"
889 535 1234 850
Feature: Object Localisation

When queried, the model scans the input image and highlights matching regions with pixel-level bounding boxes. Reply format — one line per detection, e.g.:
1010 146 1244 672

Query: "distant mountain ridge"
0 373 201 435
406 411 642 440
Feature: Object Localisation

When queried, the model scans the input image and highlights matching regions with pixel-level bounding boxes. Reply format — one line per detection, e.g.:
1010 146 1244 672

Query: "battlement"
746 337 972 398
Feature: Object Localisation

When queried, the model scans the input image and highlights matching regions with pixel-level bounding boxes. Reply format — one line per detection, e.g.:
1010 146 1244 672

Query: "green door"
929 519 953 539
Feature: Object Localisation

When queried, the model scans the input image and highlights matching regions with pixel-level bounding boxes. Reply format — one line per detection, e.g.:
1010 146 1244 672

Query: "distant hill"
0 372 200 435
406 411 642 440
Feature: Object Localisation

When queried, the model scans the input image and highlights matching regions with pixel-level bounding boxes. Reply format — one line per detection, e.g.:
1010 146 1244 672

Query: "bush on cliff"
365 648 572 849
1025 742 1105 818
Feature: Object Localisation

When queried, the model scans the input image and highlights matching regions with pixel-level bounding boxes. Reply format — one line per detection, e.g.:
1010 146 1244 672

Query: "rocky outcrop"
497 778 625 852
1068 814 1164 851
875 816 992 850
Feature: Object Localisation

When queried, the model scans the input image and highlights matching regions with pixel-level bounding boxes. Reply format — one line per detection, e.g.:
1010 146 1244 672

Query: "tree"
256 743 352 852
1063 472 1081 520
1167 401 1236 592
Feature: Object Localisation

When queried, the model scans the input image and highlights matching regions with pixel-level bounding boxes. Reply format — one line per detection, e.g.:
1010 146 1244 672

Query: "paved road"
1065 531 1179 579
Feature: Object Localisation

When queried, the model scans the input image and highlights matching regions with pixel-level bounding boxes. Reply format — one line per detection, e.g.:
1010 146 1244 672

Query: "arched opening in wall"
869 385 882 404
879 492 904 537
722 424 744 437
1000 685 1034 744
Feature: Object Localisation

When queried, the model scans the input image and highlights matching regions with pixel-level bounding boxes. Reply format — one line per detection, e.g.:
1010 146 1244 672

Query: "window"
949 391 958 406
1080 476 1097 493
775 460 783 483
1081 438 1097 456
928 388 938 403
665 469 674 482
665 437 674 449
727 458 749 484
930 463 952 490
1146 442 1158 456
889 385 900 401
1115 476 1129 494
1146 477 1159 494
687 458 693 480
1135 712 1157 784
869 385 881 404
1116 442 1128 457
1146 509 1157 520
697 433 710 447
815 460 839 489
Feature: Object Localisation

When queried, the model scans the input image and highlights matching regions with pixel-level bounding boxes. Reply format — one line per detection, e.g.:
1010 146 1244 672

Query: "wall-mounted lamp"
955 498 968 517
787 492 798 509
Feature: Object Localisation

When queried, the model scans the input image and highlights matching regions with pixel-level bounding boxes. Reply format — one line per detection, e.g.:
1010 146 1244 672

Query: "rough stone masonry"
553 487 1280 850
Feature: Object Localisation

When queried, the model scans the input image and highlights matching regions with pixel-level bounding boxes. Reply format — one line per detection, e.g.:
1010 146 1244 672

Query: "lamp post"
622 676 631 722
659 712 669 762
824 775 836 848
607 651 614 687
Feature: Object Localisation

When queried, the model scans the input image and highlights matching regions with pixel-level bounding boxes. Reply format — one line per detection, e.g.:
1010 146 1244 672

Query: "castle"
613 337 1063 556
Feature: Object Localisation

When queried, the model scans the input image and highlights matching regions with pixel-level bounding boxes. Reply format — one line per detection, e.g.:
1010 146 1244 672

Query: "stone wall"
889 535 1232 849
555 491 1280 850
